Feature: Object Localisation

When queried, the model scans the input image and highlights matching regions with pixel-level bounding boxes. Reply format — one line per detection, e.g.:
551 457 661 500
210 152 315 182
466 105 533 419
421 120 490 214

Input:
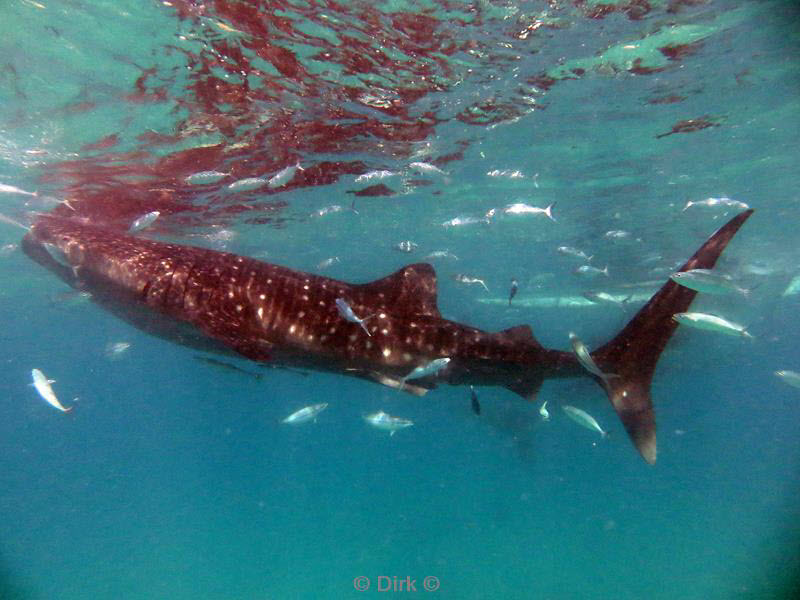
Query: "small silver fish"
268 162 302 188
394 240 418 253
569 332 618 383
30 368 73 413
315 204 346 217
539 400 550 421
402 357 451 384
574 264 609 277
364 410 414 435
503 202 556 221
562 405 607 437
508 278 519 306
316 256 340 270
672 312 753 339
185 170 229 184
682 197 750 212
335 298 374 336
355 170 396 183
486 169 525 179
670 269 749 296
582 291 630 308
557 246 593 262
409 161 447 176
0 183 37 197
604 230 631 240
129 210 160 233
453 274 489 292
775 370 800 389
282 403 328 424
105 341 131 359
424 250 459 261
227 177 268 192
0 213 30 231
441 215 489 228
470 385 481 415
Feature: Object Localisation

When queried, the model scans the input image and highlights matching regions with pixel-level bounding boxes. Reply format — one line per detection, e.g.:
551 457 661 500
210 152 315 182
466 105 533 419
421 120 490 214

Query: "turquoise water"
1 1 799 598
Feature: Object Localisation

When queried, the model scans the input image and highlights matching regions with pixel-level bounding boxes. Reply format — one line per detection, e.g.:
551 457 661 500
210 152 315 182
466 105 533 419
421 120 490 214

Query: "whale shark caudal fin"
592 209 754 464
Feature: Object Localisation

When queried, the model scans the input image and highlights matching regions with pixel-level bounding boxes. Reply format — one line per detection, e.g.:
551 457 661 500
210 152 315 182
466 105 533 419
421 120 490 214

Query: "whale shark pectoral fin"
357 263 441 318
593 209 754 464
505 374 543 403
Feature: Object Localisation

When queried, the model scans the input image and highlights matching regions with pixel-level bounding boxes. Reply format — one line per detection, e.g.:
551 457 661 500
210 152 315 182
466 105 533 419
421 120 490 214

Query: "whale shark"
21 209 754 463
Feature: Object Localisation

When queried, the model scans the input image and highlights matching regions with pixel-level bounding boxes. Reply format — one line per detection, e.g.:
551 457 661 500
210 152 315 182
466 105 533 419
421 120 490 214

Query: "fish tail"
544 202 557 222
591 210 754 464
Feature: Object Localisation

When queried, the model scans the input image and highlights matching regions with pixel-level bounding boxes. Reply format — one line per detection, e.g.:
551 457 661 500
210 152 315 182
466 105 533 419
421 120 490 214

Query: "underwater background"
1 0 799 598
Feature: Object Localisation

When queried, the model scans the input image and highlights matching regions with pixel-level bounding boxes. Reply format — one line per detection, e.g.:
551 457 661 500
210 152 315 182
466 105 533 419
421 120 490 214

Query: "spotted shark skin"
23 210 754 463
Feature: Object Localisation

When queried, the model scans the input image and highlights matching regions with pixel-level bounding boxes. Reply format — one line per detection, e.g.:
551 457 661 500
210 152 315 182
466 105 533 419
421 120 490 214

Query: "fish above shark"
21 209 755 464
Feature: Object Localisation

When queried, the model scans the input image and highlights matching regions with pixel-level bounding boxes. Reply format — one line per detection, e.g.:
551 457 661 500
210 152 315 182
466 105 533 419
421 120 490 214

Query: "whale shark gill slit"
21 210 754 464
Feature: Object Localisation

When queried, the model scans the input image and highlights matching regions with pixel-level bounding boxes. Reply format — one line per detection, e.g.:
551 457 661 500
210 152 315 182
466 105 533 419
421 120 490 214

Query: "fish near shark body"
22 210 755 464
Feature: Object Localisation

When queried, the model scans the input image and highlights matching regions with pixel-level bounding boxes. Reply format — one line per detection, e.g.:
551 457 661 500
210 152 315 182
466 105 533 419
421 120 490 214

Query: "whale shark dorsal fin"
357 263 441 318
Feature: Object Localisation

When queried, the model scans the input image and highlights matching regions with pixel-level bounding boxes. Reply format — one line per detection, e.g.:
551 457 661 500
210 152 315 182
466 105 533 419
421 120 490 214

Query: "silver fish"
569 332 618 383
0 214 30 231
539 400 550 421
30 368 73 413
282 403 328 424
682 197 750 212
582 291 630 308
441 215 489 228
105 341 131 359
0 183 36 197
227 177 268 192
355 170 396 183
470 385 481 415
364 410 414 435
314 204 347 217
486 169 525 179
394 240 418 253
402 357 450 384
574 264 609 277
409 161 447 176
316 256 340 270
562 405 607 438
185 170 229 184
604 230 631 240
424 250 459 261
129 210 160 233
335 298 374 336
268 162 302 188
508 278 519 306
503 202 556 221
453 274 489 292
557 246 593 262
775 370 800 389
672 312 753 338
670 269 749 296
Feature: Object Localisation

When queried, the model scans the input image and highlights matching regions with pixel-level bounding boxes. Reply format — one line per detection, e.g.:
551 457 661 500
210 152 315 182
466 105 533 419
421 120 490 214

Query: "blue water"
1 1 800 598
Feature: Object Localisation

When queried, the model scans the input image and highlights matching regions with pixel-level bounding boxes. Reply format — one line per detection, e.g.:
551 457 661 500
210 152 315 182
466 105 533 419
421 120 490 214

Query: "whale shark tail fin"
591 209 754 464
